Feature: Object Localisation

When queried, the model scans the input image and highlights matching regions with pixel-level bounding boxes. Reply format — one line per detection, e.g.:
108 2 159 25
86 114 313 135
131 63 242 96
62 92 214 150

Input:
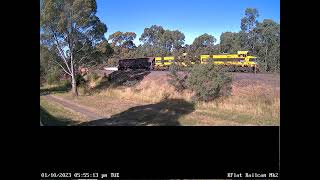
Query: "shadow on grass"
93 70 150 91
76 99 195 126
40 83 71 96
40 106 77 126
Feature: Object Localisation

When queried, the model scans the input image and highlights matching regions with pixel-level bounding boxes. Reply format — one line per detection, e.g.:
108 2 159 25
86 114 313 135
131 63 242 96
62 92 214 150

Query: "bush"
46 70 61 85
168 65 188 92
74 73 94 95
186 64 232 101
78 85 91 96
76 74 86 86
60 79 71 89
87 72 99 82
161 92 170 101
107 57 119 67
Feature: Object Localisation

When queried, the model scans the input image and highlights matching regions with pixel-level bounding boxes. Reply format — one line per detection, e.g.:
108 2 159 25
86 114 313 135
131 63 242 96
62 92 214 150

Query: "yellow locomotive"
200 51 258 72
154 56 175 70
153 51 258 72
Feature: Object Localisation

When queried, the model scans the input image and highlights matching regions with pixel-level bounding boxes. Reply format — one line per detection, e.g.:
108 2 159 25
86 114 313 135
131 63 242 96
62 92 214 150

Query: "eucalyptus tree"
40 0 107 96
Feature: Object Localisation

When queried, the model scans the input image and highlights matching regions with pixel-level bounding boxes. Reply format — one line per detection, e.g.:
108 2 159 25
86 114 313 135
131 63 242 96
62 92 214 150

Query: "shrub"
76 74 86 86
186 64 232 102
107 57 119 67
78 85 90 96
60 79 71 89
161 92 170 101
168 65 188 92
46 70 61 85
87 72 99 82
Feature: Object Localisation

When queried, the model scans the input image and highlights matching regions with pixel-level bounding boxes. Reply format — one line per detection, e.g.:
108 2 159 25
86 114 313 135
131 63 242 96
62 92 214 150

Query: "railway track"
93 69 279 89
96 69 275 76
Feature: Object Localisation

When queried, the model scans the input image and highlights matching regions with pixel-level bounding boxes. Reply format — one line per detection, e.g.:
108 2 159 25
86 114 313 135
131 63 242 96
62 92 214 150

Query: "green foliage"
108 31 136 49
40 45 61 83
186 64 232 102
60 79 71 89
78 85 91 96
107 31 138 60
219 32 241 53
87 72 99 82
106 25 186 60
96 40 114 60
253 19 280 72
47 69 61 85
139 25 165 44
179 45 199 63
76 74 91 95
76 74 87 86
192 33 216 48
107 57 120 67
241 8 259 32
218 8 280 72
139 25 185 56
168 65 188 92
179 33 217 63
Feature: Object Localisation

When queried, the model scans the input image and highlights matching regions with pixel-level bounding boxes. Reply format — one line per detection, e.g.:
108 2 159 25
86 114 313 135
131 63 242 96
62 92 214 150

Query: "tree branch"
82 60 97 67
50 56 72 76
75 49 99 66
75 39 88 54
50 27 72 73
77 55 90 66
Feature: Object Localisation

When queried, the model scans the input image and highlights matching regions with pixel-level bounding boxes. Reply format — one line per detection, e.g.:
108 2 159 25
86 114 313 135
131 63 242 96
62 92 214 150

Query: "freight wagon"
118 57 154 71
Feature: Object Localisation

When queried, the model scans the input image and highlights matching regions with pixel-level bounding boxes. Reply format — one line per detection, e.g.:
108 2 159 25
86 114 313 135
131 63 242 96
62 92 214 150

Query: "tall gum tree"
40 0 107 96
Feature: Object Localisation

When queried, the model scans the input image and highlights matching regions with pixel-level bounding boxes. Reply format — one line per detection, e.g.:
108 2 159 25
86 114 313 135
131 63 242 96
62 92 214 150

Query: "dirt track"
43 95 106 121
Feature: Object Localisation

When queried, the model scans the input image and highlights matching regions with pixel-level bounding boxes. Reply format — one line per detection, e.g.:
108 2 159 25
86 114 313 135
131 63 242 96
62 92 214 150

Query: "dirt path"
42 95 108 121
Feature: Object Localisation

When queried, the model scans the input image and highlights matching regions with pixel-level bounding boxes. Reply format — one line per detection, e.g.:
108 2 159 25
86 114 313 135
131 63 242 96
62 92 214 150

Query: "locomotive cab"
237 51 248 58
200 55 210 64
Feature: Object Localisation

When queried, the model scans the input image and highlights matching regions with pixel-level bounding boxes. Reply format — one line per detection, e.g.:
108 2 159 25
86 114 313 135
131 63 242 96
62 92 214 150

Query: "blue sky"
96 0 280 45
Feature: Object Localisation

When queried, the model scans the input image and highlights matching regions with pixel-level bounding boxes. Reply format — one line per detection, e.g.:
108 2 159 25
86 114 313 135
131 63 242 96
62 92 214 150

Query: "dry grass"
44 72 280 126
98 77 193 103
93 74 280 125
194 82 280 125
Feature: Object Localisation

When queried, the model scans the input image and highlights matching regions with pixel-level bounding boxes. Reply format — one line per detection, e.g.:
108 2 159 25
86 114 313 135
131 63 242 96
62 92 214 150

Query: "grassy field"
46 72 279 126
40 96 88 126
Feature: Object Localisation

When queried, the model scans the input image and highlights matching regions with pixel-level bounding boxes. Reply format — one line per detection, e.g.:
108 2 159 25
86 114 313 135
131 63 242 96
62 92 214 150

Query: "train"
117 51 258 72
118 57 153 71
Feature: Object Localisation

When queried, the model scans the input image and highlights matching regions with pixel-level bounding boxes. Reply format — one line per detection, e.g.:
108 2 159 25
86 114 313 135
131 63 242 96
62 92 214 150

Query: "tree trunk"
71 73 78 96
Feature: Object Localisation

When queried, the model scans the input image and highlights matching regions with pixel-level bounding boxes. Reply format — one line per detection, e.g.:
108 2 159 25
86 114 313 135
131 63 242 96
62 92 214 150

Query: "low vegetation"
49 71 279 126
186 64 232 101
168 65 188 92
168 63 232 102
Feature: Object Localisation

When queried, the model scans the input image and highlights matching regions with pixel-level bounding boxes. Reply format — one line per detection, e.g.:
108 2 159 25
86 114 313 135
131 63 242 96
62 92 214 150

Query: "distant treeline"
106 8 280 72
